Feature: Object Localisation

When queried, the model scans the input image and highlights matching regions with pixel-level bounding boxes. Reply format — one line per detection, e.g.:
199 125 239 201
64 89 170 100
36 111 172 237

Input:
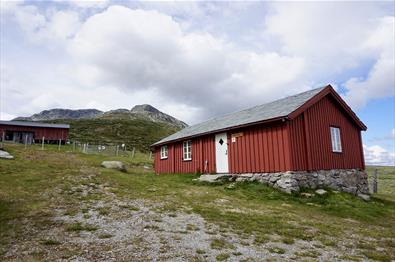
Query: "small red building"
0 121 69 144
152 85 366 174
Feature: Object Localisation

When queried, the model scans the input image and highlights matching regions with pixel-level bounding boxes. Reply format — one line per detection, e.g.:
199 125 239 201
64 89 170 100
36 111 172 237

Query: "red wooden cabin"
0 121 69 144
152 85 366 174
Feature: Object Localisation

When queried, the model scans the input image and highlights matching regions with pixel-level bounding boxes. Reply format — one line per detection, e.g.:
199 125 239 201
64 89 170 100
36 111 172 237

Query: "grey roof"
0 120 70 129
153 86 327 146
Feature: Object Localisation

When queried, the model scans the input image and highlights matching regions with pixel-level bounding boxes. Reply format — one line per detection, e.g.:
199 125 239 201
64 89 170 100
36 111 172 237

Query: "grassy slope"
0 144 394 261
47 118 180 151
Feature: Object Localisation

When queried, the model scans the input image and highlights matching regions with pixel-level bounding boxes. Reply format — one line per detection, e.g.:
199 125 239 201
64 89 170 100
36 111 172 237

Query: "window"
183 140 192 160
160 145 168 159
330 127 342 153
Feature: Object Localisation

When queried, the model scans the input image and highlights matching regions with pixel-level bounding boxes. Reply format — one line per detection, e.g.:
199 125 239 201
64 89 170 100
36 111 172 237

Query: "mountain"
14 109 103 121
12 105 188 151
100 104 188 128
14 105 188 129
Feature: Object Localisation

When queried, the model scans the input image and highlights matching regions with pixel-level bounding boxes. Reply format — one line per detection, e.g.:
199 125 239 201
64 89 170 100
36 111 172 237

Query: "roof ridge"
152 85 329 146
182 86 327 130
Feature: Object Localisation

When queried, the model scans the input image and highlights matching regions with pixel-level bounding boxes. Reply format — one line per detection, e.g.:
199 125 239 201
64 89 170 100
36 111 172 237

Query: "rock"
197 174 230 183
0 150 14 159
358 193 370 201
101 161 127 172
274 175 299 194
315 189 327 195
225 183 236 190
269 174 281 183
301 193 314 198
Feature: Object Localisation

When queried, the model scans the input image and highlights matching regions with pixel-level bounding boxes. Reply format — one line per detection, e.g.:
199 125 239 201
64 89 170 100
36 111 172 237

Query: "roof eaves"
151 116 287 148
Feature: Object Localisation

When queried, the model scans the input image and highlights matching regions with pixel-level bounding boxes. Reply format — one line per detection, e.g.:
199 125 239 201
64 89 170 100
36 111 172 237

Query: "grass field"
48 118 181 151
0 144 394 261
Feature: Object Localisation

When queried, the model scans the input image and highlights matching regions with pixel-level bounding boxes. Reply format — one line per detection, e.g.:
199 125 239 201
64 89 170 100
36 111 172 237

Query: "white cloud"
1 2 394 126
68 5 306 123
364 144 395 166
0 0 23 14
264 2 395 109
13 5 81 45
344 16 395 109
68 0 109 9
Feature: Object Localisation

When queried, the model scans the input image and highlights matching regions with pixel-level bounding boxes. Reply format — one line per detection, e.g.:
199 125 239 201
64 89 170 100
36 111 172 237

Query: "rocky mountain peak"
131 104 160 113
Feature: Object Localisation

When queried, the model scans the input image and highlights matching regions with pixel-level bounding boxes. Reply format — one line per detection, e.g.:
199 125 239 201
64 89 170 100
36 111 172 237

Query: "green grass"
216 253 230 261
66 222 99 232
40 239 61 246
0 144 394 260
367 166 395 202
46 118 180 151
210 238 235 250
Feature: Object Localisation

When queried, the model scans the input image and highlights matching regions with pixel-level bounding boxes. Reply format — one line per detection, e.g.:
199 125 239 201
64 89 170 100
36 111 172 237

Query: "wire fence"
72 141 138 157
0 138 152 159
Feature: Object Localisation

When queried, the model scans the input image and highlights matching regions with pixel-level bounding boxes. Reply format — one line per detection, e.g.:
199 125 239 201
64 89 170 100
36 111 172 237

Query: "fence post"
0 131 4 149
116 145 119 156
41 136 45 150
372 168 378 193
24 134 28 149
73 141 76 151
58 139 61 151
131 147 135 159
149 151 152 160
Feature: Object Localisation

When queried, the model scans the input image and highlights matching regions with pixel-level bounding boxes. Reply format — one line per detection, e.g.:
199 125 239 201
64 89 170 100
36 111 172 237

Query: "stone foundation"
203 169 369 195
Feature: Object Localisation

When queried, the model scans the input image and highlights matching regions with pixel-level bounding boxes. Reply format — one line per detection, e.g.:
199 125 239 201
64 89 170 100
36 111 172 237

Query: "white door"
215 133 229 173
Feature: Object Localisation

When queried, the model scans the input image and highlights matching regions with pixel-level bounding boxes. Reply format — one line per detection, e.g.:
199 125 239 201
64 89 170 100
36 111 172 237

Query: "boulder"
274 174 299 194
0 150 14 160
357 193 370 201
101 161 127 172
197 174 230 183
315 189 327 195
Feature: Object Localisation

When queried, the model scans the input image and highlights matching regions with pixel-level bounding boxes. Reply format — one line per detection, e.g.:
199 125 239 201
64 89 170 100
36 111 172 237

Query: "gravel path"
3 167 349 261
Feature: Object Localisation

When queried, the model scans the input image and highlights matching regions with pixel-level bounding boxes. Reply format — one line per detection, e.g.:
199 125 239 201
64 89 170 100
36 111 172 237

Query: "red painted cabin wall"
154 135 216 174
0 125 69 141
228 122 291 173
154 95 365 174
288 96 365 171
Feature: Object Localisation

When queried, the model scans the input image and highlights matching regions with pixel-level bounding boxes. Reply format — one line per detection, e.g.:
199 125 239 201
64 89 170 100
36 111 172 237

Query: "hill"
13 104 187 150
100 104 187 129
48 118 180 151
14 109 103 121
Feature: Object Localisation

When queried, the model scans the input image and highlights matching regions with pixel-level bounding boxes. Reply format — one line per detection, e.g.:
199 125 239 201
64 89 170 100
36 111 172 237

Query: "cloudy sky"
0 0 394 165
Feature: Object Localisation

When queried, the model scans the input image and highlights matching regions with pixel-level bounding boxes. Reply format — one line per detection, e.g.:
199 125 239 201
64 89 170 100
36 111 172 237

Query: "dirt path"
2 166 355 261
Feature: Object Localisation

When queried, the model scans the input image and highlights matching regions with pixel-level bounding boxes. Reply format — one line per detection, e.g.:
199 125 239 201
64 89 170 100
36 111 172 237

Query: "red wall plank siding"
0 125 69 141
154 91 365 174
288 96 364 171
154 135 216 174
228 123 291 173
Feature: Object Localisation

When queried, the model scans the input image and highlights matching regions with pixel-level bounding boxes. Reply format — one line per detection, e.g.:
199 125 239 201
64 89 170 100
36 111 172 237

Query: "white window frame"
160 145 168 159
183 140 192 160
330 126 342 153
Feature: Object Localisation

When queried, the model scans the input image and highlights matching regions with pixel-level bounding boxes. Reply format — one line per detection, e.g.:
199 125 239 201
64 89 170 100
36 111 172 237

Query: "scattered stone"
301 193 314 198
100 161 127 172
197 174 230 183
315 189 327 195
357 194 370 201
225 183 236 190
0 150 14 160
